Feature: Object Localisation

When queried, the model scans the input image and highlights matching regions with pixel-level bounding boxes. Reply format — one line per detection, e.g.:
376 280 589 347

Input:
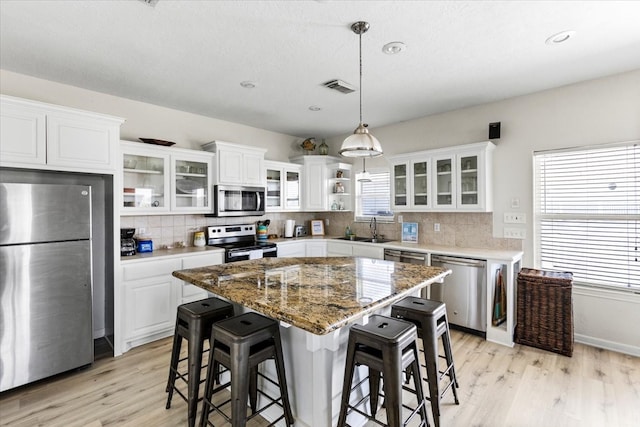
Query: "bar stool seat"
200 312 294 427
166 297 234 427
337 314 429 427
391 297 459 427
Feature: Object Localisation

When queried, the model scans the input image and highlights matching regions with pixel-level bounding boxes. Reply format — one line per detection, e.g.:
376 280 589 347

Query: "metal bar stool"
391 297 459 427
166 297 234 427
200 312 294 427
337 314 429 427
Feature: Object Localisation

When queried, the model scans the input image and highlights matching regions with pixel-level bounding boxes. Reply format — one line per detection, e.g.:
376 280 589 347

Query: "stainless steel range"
206 224 277 263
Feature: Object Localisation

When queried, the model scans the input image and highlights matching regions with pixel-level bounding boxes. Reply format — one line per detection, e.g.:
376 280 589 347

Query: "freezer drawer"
431 255 487 333
0 240 93 391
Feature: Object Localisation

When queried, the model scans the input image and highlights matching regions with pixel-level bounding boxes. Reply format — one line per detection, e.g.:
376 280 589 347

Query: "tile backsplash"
121 211 522 252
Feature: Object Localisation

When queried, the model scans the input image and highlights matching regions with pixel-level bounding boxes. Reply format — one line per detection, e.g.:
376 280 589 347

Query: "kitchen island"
173 257 450 427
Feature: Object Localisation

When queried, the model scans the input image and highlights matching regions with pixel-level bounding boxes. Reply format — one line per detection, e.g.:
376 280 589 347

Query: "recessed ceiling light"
382 41 406 55
240 81 256 89
308 106 322 111
545 30 576 45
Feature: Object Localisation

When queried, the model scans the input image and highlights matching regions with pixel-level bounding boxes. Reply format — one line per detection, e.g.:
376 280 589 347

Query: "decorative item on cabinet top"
138 138 177 146
300 138 316 154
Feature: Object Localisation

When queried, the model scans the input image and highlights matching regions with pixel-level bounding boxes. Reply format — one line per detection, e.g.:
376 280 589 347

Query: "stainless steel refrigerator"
0 183 93 392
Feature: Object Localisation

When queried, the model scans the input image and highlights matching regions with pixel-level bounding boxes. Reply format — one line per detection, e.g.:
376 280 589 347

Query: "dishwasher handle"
431 255 486 268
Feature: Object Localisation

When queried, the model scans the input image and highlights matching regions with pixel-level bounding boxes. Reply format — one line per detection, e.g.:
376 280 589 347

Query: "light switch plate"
504 227 526 239
504 212 526 224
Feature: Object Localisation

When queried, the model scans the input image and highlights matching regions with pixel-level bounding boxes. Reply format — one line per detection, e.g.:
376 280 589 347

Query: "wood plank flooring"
1 330 638 426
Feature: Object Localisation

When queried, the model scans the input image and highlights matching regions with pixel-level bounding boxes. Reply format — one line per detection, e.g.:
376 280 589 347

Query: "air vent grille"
323 79 356 94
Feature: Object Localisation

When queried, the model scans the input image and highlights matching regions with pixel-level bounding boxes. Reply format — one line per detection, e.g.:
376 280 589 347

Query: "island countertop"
173 256 450 335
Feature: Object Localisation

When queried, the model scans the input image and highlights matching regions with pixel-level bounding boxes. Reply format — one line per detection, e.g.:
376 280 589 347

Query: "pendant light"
358 158 372 182
339 21 383 158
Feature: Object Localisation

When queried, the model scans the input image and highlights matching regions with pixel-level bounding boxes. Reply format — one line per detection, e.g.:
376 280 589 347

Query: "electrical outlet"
325 218 330 226
138 227 146 235
504 227 526 239
398 215 403 223
504 212 526 224
434 223 440 232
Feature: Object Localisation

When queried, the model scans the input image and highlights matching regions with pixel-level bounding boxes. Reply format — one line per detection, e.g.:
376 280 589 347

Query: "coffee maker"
120 228 136 256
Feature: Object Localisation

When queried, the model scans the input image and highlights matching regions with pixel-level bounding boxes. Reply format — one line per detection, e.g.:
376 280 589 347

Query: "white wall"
2 68 638 355
0 69 300 160
327 69 640 355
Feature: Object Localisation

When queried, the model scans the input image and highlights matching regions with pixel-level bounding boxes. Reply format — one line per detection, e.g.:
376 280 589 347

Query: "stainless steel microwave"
210 184 265 217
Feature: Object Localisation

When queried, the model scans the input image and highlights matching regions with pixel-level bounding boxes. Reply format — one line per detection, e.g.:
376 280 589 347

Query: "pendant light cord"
359 29 363 125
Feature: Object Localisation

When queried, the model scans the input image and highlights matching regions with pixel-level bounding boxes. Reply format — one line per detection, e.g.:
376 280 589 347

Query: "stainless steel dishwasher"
383 248 428 265
383 249 431 298
430 255 487 335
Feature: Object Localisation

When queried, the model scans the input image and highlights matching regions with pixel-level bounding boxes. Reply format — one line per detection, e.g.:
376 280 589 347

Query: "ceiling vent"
138 0 159 6
323 79 356 94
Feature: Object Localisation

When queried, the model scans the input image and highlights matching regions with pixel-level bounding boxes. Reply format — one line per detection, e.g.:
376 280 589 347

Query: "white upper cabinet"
391 157 431 210
203 141 266 186
265 160 302 212
120 141 214 215
0 95 123 173
290 155 352 212
390 141 494 212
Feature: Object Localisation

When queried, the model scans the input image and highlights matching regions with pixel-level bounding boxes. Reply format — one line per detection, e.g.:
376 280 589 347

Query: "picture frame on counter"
401 222 418 243
310 220 325 236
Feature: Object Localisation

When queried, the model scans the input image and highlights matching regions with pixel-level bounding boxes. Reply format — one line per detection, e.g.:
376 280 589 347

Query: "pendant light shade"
340 21 383 158
358 157 372 182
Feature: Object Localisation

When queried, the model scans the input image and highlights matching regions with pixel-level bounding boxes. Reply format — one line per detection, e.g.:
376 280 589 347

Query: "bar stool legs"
165 297 234 427
391 297 459 427
337 314 429 427
200 312 293 427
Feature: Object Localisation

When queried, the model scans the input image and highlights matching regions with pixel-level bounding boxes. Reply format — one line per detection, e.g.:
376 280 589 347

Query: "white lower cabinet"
180 252 224 303
327 241 384 259
352 244 384 259
120 250 224 352
305 241 327 257
121 258 181 350
276 241 306 258
327 241 352 257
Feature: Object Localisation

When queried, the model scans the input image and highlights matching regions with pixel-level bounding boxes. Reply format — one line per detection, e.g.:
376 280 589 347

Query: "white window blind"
355 170 393 221
533 141 639 290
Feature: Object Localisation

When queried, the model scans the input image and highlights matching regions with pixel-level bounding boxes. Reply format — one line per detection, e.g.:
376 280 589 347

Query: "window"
533 141 639 290
355 169 394 222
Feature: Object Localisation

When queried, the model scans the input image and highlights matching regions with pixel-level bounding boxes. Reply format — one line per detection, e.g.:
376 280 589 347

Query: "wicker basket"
515 268 574 357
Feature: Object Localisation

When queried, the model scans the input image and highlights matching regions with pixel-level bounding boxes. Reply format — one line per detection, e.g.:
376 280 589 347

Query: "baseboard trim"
575 333 640 357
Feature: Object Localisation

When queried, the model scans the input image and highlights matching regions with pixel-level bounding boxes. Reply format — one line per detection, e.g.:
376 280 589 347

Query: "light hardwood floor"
1 330 638 427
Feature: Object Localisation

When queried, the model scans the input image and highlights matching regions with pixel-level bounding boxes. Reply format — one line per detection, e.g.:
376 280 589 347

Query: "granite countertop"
173 257 450 335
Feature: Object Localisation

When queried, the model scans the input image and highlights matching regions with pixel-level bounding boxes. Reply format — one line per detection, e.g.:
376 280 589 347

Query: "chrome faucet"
370 217 378 240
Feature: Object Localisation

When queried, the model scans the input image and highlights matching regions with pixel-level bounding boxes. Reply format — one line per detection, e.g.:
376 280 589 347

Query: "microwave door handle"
256 191 261 209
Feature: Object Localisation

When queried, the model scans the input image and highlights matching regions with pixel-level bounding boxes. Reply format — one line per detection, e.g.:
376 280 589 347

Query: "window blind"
533 142 639 289
355 170 393 221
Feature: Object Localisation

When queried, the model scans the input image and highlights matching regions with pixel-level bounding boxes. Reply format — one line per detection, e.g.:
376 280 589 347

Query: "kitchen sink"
334 236 369 242
362 238 394 244
333 236 393 244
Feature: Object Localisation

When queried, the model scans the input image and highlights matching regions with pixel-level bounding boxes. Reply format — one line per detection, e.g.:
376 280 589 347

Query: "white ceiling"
2 1 640 139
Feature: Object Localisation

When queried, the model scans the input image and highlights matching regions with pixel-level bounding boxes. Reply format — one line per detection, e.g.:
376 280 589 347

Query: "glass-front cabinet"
390 141 494 212
433 156 454 209
171 151 213 212
265 160 302 212
122 145 170 213
120 141 213 214
393 163 408 208
412 159 430 208
391 158 431 210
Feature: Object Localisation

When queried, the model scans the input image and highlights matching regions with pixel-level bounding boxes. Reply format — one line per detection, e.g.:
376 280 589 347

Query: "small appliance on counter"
120 228 136 256
294 225 307 237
